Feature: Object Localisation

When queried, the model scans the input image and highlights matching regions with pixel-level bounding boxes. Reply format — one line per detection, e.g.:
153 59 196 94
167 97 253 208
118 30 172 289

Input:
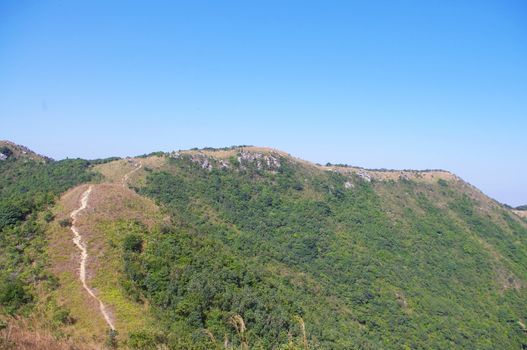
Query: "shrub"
43 211 54 223
0 203 25 230
0 276 31 315
127 330 166 349
123 234 143 253
59 218 72 227
53 307 74 325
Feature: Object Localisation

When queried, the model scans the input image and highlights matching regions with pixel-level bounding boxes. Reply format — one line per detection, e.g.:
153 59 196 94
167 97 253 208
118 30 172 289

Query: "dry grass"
46 184 114 342
180 146 460 184
294 316 308 349
323 164 457 183
94 159 136 184
95 156 166 188
228 314 248 350
0 317 98 350
180 146 291 160
44 174 162 346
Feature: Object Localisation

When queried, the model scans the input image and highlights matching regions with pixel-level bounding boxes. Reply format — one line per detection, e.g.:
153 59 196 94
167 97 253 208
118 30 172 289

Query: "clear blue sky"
1 1 526 206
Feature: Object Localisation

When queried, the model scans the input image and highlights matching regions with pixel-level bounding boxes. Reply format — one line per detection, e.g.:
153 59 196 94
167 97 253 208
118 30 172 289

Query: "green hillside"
0 141 96 316
1 143 526 349
126 149 527 349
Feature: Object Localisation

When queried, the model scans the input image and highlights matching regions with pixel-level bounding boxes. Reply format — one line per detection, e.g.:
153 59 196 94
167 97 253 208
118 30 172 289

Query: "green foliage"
59 218 72 227
0 275 31 315
127 330 167 349
137 151 166 158
437 178 448 187
123 234 143 253
88 156 122 165
52 305 74 325
127 155 527 349
2 148 526 349
0 203 25 230
0 157 95 315
43 211 54 223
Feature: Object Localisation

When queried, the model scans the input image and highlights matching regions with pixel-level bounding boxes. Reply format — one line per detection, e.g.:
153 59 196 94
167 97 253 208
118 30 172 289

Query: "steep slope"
44 159 162 347
1 144 526 349
0 142 96 349
129 147 527 349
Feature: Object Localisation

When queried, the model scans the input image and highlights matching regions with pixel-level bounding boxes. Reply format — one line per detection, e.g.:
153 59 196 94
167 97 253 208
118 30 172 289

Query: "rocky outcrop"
237 150 281 171
170 149 282 172
356 170 371 182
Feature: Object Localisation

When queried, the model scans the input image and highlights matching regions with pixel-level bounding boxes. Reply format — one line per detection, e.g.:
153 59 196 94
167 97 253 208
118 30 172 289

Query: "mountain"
0 140 51 163
1 142 526 349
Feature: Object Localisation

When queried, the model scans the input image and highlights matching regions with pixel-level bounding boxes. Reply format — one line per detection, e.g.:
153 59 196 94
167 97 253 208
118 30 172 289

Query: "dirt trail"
70 186 115 330
69 160 142 331
122 160 142 187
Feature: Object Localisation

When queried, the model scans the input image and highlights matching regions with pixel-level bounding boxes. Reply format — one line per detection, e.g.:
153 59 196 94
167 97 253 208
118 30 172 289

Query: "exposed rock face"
356 170 371 182
237 151 281 171
0 152 7 161
168 151 181 159
170 149 282 172
218 160 230 169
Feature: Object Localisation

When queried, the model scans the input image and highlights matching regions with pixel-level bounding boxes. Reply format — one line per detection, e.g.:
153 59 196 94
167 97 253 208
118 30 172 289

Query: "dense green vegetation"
1 144 526 349
124 154 527 349
0 154 95 315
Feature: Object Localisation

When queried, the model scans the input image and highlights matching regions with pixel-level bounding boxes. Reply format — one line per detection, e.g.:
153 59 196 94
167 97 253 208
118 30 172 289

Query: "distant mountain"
1 142 526 349
516 205 527 211
0 140 51 162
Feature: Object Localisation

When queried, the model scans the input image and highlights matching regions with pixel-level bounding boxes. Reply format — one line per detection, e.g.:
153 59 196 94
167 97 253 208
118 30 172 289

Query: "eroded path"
69 160 142 331
70 185 115 330
122 160 142 187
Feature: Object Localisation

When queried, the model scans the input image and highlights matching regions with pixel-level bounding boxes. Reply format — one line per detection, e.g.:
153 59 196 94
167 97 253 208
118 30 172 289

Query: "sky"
1 1 526 206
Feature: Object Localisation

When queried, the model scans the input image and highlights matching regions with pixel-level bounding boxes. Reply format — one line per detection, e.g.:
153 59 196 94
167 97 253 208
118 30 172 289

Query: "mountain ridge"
1 141 526 349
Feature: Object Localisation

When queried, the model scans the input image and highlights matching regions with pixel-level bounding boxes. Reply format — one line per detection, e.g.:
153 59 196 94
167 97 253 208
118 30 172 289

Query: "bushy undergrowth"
128 156 527 349
0 156 95 315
